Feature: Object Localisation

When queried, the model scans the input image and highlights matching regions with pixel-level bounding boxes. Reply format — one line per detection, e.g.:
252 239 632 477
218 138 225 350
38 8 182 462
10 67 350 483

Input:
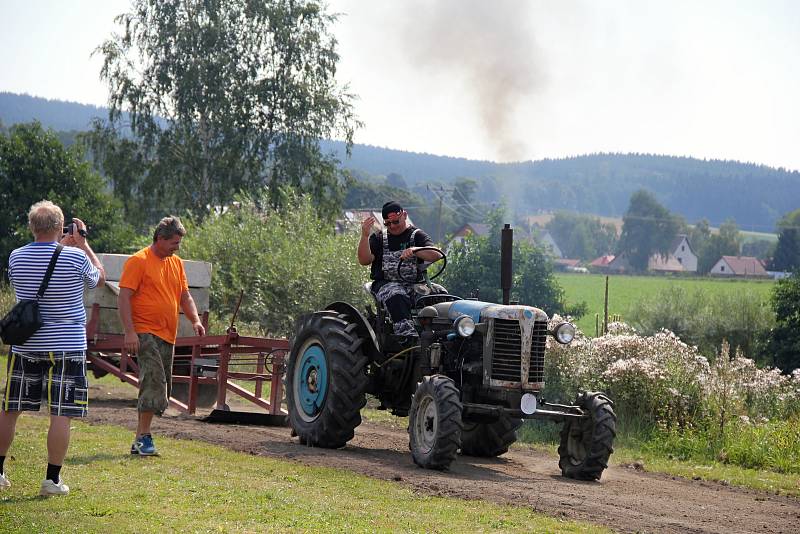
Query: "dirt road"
86 387 800 534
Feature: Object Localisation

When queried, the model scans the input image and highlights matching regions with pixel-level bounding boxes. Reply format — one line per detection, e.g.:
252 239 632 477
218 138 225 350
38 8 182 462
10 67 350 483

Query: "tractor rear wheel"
460 415 523 457
408 375 463 470
286 311 368 448
558 392 616 480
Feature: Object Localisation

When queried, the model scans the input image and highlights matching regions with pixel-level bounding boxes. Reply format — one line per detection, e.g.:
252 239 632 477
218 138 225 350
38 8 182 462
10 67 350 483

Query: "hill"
0 92 107 132
2 92 798 231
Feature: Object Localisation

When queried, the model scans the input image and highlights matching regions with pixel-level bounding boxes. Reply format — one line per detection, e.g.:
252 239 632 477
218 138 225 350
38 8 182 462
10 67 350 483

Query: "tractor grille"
529 320 547 383
490 319 523 381
490 319 548 384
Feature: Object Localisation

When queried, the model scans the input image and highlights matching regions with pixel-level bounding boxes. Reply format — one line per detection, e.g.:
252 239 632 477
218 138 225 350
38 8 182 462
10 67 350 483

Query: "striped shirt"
8 241 100 352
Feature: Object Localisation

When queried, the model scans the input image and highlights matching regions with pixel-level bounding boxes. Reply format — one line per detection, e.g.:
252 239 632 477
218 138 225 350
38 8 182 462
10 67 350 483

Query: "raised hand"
361 215 376 237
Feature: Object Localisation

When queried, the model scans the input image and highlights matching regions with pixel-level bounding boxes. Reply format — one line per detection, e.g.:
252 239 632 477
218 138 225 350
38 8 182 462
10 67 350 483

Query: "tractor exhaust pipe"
501 223 513 305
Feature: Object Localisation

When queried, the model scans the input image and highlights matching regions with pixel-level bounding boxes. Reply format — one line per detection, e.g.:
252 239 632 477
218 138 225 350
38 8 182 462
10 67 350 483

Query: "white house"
670 234 698 272
709 256 769 277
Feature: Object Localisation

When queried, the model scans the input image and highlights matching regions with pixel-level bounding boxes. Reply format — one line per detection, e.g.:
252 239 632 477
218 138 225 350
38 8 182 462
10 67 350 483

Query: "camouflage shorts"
137 333 174 415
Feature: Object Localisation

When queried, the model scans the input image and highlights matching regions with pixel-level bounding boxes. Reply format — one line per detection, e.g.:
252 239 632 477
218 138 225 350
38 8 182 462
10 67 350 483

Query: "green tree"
343 175 419 211
441 209 570 316
386 173 408 190
765 271 800 371
689 218 711 254
770 209 800 271
180 193 367 337
741 239 775 261
89 0 360 220
545 211 618 261
617 190 681 271
452 177 478 207
0 122 135 276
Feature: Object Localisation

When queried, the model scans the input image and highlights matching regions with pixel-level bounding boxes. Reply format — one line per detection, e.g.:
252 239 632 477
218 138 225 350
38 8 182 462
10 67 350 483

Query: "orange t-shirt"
118 246 189 344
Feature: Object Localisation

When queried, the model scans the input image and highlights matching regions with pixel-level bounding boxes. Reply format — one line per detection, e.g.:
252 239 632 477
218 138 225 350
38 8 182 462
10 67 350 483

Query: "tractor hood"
434 300 549 324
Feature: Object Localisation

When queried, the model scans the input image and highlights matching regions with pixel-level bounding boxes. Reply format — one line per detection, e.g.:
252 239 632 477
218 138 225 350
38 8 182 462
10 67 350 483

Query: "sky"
1 0 799 170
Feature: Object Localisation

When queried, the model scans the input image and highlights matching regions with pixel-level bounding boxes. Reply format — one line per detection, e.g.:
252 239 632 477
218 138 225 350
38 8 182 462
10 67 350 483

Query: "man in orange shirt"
118 216 205 455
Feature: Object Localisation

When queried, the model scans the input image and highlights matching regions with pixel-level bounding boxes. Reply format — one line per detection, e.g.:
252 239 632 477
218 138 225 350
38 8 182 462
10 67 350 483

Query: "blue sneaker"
131 434 158 456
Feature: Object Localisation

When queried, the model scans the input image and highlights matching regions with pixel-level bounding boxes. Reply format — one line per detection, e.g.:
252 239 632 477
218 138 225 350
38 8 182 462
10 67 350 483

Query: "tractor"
285 230 616 480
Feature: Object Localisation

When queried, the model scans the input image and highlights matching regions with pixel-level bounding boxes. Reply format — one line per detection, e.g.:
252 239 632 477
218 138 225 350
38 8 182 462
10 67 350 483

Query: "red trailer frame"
85 304 287 417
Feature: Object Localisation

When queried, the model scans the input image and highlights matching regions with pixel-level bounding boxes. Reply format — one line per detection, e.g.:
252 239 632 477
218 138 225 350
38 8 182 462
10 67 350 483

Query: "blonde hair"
28 200 64 236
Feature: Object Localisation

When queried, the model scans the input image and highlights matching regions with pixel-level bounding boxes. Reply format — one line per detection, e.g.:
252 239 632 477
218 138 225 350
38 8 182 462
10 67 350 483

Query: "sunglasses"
383 219 402 226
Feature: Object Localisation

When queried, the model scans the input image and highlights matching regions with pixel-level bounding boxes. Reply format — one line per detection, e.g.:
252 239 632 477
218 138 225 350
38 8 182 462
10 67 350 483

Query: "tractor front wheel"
558 391 616 480
408 375 463 470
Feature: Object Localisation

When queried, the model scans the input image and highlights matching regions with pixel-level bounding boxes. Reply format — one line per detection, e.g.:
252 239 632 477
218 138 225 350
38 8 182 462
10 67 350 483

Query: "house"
447 222 490 248
589 254 615 271
607 252 685 273
336 209 416 235
709 256 769 277
670 234 698 272
648 254 685 273
553 258 586 273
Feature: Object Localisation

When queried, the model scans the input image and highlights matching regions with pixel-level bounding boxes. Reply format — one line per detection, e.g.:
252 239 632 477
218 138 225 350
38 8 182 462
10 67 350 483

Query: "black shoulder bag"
0 244 63 346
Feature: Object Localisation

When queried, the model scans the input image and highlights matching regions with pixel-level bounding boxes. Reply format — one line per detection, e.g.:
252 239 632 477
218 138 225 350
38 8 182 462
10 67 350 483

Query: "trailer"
85 254 287 425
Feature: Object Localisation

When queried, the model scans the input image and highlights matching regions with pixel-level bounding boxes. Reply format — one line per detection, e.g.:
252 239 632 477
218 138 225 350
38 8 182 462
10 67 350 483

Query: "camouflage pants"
373 280 418 337
137 333 174 415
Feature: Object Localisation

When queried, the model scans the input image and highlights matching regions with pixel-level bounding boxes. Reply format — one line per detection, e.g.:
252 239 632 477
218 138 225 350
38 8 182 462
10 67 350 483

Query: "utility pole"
427 184 456 243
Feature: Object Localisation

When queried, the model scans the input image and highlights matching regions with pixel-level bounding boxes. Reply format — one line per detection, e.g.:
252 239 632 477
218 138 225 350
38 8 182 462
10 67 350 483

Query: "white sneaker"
39 478 69 496
0 472 10 489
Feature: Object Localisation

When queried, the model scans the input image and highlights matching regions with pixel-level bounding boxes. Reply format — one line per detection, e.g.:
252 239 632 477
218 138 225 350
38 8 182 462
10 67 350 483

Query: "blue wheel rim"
297 344 328 417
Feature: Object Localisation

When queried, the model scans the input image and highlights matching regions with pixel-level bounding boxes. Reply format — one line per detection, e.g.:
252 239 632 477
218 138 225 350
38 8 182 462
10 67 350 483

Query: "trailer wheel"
286 311 368 448
558 392 616 480
408 375 463 470
460 415 523 457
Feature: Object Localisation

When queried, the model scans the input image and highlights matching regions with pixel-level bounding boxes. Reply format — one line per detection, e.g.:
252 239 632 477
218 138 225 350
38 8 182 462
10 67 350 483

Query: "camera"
62 223 88 237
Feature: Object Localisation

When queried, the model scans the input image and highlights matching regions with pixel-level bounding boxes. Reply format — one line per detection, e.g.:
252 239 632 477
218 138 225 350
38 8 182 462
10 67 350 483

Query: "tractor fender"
324 301 381 359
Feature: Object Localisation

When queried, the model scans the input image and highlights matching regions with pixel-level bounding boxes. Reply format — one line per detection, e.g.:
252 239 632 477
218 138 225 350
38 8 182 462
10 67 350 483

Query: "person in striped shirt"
0 200 105 496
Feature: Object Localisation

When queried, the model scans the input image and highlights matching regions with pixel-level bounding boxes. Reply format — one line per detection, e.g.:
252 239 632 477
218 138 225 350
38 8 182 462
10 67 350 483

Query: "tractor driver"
357 201 441 337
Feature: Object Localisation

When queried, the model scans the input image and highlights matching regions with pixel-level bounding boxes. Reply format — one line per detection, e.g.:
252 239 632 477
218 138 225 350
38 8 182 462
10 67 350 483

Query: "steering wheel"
397 246 447 283
415 293 462 307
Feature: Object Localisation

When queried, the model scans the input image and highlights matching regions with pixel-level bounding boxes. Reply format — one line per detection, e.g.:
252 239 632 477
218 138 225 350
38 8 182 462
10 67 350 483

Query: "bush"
627 286 774 360
648 415 800 474
545 319 706 428
765 271 800 372
179 193 367 337
540 318 800 472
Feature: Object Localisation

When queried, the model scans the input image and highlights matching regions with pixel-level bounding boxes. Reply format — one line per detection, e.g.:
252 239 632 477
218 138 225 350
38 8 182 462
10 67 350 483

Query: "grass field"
0 417 605 534
555 273 775 335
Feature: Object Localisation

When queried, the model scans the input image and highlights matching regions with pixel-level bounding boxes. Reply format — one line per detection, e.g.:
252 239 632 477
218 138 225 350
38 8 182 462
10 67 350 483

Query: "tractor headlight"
553 322 576 344
454 315 476 337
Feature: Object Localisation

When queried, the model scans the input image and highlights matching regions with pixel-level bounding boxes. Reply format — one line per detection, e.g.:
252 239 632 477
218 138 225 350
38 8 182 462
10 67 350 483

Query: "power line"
427 185 455 241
